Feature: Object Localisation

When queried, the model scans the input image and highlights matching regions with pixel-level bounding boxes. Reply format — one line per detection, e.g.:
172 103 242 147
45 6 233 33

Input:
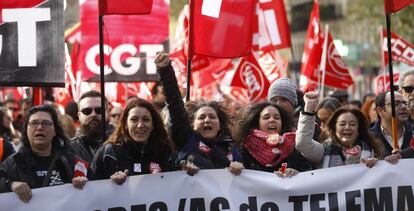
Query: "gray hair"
398 68 414 86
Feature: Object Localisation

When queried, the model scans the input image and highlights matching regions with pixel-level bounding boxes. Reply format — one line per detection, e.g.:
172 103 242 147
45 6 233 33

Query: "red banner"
79 0 168 82
252 0 291 51
382 29 414 67
300 0 322 90
99 0 153 15
384 0 414 14
189 0 255 58
231 53 270 102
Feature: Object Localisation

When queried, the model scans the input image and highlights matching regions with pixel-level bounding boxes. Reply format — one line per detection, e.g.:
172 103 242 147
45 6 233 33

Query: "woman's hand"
180 160 200 176
72 176 88 189
155 52 171 69
228 161 244 176
11 181 32 203
385 153 401 165
274 168 298 178
362 158 378 168
110 169 128 185
303 91 319 113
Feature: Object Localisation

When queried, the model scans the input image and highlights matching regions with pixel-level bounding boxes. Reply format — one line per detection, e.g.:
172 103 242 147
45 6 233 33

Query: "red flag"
99 0 153 15
300 0 322 90
374 73 399 94
170 5 233 75
384 0 414 14
189 0 255 58
321 32 354 89
382 29 414 67
33 87 43 106
253 0 291 51
231 53 270 102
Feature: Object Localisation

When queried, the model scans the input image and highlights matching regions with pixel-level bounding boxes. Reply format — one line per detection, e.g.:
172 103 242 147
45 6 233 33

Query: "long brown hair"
105 98 170 159
235 102 292 145
321 107 385 158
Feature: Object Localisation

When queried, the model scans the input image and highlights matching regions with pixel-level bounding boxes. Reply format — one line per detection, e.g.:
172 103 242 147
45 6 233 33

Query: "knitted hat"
267 77 298 107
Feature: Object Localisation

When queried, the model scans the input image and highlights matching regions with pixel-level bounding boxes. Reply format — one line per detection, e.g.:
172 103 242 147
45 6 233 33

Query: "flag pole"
385 14 398 150
186 0 195 102
379 26 386 87
319 25 329 100
98 14 107 141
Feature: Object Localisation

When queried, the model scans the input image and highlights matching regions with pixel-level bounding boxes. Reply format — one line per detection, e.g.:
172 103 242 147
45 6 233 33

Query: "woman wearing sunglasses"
92 98 174 184
0 105 90 203
296 92 386 169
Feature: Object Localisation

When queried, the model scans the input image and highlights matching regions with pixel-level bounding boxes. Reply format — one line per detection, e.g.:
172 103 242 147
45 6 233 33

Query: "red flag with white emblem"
231 53 270 102
382 29 414 67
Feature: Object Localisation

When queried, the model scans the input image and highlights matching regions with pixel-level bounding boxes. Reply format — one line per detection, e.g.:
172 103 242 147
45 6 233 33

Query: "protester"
296 91 385 168
151 81 166 112
235 102 312 177
371 91 412 155
0 105 89 203
155 52 243 176
398 68 414 100
268 77 297 115
361 98 377 126
59 114 76 139
347 100 362 110
92 98 174 184
0 106 21 150
108 104 123 127
70 91 107 163
329 90 349 105
316 98 341 129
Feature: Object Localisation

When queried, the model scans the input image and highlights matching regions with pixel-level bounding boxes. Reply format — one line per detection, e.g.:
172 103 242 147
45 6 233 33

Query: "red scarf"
244 129 295 167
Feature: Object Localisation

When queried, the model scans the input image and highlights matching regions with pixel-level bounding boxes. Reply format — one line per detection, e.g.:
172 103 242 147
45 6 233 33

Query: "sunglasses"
80 107 103 115
402 86 414 93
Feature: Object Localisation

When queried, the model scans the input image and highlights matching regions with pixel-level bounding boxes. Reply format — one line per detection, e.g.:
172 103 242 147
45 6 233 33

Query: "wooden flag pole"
385 14 398 150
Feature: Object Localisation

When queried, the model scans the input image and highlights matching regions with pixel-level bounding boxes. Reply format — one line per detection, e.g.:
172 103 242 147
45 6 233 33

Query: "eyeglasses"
402 86 414 93
80 107 103 115
385 100 408 108
28 120 54 128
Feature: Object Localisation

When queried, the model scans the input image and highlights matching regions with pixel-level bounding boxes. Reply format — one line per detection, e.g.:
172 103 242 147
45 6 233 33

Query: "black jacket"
92 140 173 179
370 120 412 156
158 64 240 169
0 140 86 193
70 136 100 164
0 138 15 163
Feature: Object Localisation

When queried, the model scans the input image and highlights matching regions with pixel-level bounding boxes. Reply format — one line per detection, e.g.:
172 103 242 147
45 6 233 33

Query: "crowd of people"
0 52 413 203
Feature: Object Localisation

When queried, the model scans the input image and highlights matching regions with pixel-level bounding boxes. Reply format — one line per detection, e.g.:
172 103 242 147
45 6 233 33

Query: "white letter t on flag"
201 0 223 18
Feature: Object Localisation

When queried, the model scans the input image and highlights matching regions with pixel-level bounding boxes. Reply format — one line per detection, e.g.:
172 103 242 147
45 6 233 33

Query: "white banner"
1 160 414 211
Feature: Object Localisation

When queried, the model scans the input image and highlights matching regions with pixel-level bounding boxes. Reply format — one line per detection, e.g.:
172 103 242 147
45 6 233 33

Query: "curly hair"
321 107 385 158
0 107 12 136
186 100 232 138
235 101 293 145
21 105 68 148
105 98 170 160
